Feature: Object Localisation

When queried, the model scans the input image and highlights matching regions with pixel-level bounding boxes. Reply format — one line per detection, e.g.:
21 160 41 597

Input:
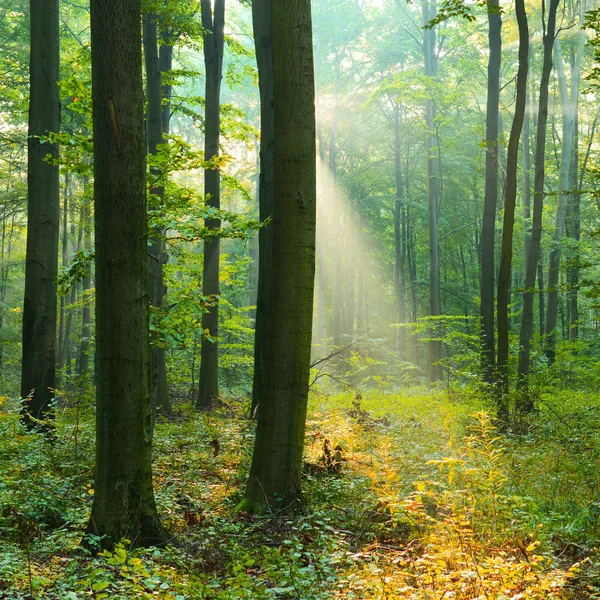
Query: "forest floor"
1 386 600 598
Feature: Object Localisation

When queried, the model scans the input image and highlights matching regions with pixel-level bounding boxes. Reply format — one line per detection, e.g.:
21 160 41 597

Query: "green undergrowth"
1 387 600 598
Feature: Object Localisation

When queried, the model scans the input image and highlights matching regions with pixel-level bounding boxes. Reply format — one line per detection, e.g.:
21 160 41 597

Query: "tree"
544 26 585 362
517 0 559 408
243 0 316 511
197 0 225 409
496 0 529 413
423 0 443 383
87 0 167 548
479 0 501 385
250 0 274 418
144 11 171 415
20 0 60 429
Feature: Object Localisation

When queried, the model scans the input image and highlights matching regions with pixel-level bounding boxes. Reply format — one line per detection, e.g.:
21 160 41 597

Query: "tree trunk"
250 0 274 417
77 182 92 377
144 13 171 415
423 0 442 383
480 0 502 384
21 0 60 429
544 31 584 362
197 0 225 409
244 0 316 512
566 105 580 342
496 0 529 415
87 0 167 548
393 104 406 354
57 172 69 375
516 0 558 410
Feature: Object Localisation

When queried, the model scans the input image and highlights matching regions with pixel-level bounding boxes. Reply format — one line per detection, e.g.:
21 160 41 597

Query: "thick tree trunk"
516 0 558 410
21 0 60 429
197 0 225 409
144 13 171 415
496 0 529 416
423 0 443 383
250 0 274 417
480 0 501 384
87 0 167 548
244 0 316 512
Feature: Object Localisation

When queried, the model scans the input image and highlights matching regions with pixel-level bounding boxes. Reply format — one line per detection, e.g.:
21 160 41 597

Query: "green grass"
1 386 599 598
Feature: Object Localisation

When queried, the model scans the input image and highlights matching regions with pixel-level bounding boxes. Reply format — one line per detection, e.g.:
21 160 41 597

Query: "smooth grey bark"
87 0 167 548
250 0 274 417
496 0 529 413
197 0 225 409
244 0 316 512
516 0 559 408
544 32 584 362
423 0 442 383
21 0 60 429
479 0 502 385
144 13 171 415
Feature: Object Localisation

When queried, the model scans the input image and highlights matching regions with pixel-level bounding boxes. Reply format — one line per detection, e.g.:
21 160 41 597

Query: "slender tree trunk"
330 71 343 348
423 0 442 382
496 0 529 416
522 40 532 277
480 0 502 384
21 0 60 429
87 0 167 548
77 182 92 376
544 31 584 362
244 0 316 512
393 104 406 354
58 173 69 374
566 106 580 342
250 0 274 417
516 0 559 410
144 13 171 415
197 0 225 409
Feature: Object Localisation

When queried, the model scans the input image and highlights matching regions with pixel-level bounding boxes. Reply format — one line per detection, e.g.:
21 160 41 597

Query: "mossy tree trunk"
21 0 60 429
244 0 316 512
87 0 167 549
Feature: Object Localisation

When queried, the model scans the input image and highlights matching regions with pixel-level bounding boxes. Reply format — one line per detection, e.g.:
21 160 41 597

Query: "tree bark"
479 0 502 385
77 182 92 377
197 0 225 409
87 0 167 548
250 0 274 417
21 0 60 429
544 31 584 362
244 0 316 512
423 0 443 383
496 0 529 415
516 0 558 409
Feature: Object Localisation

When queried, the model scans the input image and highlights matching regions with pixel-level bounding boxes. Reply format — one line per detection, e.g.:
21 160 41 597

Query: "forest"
1 0 600 597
